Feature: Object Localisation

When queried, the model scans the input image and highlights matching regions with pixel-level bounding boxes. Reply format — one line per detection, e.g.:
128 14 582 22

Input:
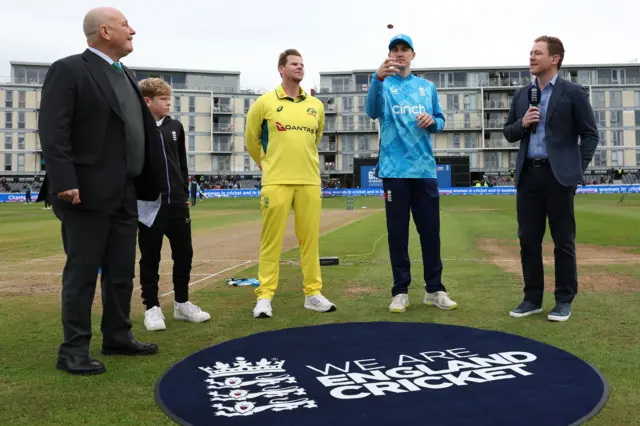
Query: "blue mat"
155 322 608 426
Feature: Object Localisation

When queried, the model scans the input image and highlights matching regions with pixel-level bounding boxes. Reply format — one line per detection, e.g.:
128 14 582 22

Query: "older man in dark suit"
39 7 165 375
503 36 598 322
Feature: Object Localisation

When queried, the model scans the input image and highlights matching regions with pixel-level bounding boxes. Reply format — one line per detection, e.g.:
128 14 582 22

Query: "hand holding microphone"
524 86 541 133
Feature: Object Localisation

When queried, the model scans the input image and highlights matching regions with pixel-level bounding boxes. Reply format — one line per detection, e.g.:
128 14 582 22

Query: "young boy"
137 78 210 331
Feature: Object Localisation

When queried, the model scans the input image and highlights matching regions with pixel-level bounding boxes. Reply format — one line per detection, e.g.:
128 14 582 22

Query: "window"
358 115 373 131
635 91 640 107
5 112 12 129
189 116 195 132
592 91 605 108
18 134 25 150
16 154 24 171
509 152 518 169
342 116 354 131
464 133 478 148
637 150 640 166
188 154 195 172
325 116 336 131
594 111 606 128
342 97 353 112
213 136 231 151
358 135 370 151
4 134 11 150
341 154 354 171
244 155 251 171
174 96 181 112
611 130 623 147
610 110 622 126
4 153 12 171
609 90 622 107
5 91 13 108
592 150 607 167
188 135 195 151
598 130 606 146
447 94 459 110
636 110 640 126
212 155 231 171
611 150 624 167
18 112 25 129
357 96 366 109
448 133 461 149
18 91 26 108
244 98 250 113
463 93 477 110
342 135 355 151
637 130 640 146
483 152 500 168
189 96 195 112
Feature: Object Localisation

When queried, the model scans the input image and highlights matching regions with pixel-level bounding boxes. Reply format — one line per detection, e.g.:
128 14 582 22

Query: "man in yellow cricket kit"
245 48 337 319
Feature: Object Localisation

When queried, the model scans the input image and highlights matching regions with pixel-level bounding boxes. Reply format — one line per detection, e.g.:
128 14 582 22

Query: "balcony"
212 123 233 133
318 142 337 152
485 119 507 129
484 138 519 149
324 104 337 113
212 104 232 113
444 121 483 131
483 100 510 109
212 142 233 153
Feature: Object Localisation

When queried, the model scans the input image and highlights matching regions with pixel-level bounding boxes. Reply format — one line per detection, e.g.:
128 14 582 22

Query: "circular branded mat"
155 322 608 426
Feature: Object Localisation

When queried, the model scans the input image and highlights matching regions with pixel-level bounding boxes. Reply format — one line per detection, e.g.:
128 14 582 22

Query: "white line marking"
0 271 216 277
0 238 60 252
161 260 253 297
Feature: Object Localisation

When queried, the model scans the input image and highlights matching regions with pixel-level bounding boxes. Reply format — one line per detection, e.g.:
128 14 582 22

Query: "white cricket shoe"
174 301 211 322
253 298 273 318
144 306 167 331
304 294 337 312
389 294 409 313
424 291 458 310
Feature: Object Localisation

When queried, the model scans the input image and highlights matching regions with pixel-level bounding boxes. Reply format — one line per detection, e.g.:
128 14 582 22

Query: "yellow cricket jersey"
245 84 325 186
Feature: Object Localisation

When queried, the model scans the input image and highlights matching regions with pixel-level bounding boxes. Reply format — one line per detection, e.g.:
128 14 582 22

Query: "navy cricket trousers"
382 178 446 297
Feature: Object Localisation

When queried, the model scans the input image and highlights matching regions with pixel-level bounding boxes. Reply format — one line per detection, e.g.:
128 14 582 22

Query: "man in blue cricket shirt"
365 34 458 313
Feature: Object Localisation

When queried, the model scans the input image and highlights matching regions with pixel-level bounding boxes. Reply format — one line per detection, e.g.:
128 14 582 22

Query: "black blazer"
503 76 599 188
38 49 162 212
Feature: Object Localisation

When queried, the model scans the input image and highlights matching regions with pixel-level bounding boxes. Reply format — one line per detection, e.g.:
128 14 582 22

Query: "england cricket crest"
199 357 317 417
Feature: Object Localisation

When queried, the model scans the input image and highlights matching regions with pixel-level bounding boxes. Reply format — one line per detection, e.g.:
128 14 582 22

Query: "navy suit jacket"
503 76 599 188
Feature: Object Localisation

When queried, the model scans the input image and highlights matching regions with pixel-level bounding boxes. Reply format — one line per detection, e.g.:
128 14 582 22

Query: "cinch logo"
392 104 426 115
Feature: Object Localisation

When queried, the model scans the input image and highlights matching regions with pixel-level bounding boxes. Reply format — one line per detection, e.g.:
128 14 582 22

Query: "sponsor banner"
2 185 640 202
359 165 452 189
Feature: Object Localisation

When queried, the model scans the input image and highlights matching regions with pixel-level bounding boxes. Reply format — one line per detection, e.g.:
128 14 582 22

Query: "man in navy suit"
503 36 598 322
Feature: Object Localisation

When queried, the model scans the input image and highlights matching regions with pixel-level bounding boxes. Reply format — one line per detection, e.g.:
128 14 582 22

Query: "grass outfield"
0 194 639 425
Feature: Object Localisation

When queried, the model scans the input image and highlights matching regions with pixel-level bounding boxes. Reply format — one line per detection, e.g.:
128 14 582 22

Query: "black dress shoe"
56 354 106 375
102 339 158 356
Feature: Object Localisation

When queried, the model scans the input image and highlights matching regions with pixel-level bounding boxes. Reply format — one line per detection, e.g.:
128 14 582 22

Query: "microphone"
528 86 539 134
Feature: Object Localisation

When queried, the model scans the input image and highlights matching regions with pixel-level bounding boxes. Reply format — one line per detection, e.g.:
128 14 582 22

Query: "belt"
525 158 549 168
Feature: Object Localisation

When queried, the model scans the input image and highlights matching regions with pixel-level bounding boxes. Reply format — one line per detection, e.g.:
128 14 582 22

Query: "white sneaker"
144 306 167 331
174 301 211 323
424 291 458 310
304 294 337 312
389 294 409 313
253 298 273 318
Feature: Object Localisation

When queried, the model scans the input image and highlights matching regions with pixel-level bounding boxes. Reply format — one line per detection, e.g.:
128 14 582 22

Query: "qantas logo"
274 122 316 134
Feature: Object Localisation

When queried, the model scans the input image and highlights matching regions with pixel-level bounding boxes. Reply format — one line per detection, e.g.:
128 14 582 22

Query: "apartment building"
0 61 261 175
316 64 640 174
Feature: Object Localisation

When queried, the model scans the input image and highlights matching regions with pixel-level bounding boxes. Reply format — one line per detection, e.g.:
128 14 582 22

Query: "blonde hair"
139 78 172 98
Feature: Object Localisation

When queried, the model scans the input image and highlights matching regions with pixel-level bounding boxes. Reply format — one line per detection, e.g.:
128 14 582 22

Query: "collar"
275 84 307 101
532 73 558 88
87 47 116 66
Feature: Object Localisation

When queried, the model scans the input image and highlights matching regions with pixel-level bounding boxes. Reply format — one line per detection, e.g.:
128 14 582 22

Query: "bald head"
82 7 136 61
83 7 121 42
